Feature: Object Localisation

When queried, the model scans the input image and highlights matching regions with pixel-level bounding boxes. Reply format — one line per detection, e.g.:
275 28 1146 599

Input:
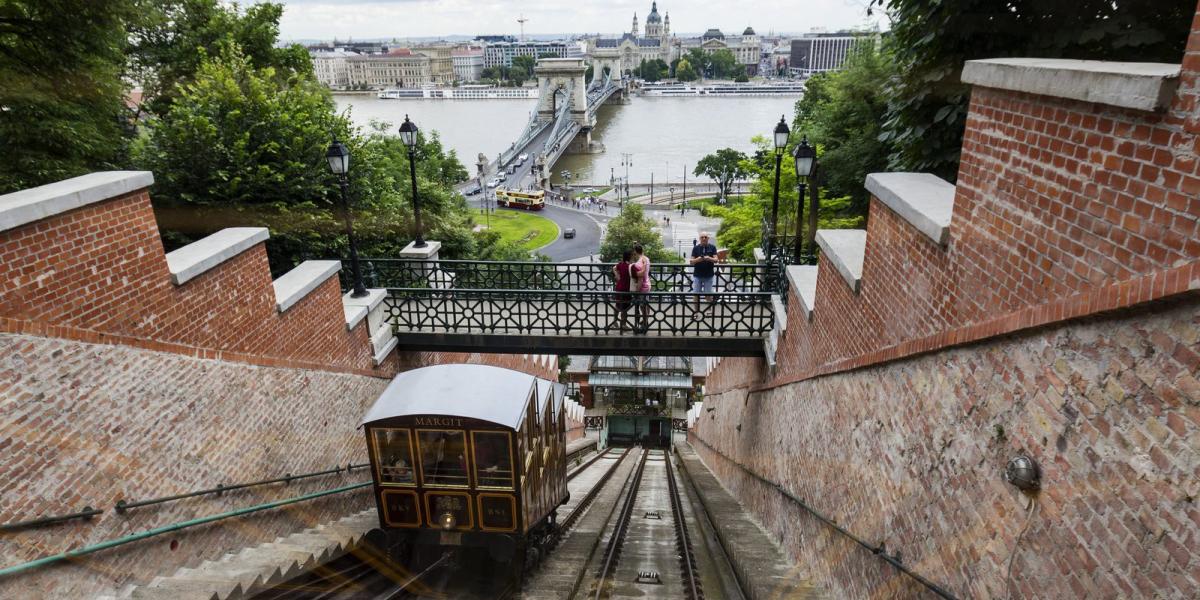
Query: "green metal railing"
0 481 371 578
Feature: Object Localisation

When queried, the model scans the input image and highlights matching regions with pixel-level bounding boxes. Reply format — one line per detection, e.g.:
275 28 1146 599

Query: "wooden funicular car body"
361 364 568 571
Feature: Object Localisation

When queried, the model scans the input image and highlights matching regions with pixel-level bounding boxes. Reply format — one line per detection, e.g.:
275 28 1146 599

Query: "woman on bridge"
631 243 652 334
612 250 634 332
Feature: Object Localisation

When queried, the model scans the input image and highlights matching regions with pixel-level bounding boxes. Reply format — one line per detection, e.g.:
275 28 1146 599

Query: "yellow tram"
495 188 546 210
361 364 568 575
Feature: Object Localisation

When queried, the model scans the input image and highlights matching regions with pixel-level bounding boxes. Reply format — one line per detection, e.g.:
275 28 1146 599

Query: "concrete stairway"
111 509 378 600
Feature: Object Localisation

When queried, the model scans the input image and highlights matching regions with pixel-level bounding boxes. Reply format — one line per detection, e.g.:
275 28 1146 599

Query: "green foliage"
134 48 485 272
693 148 749 200
707 48 740 79
710 136 863 261
875 0 1195 180
793 44 893 213
599 204 675 263
585 64 594 84
511 55 536 77
129 0 311 118
675 58 698 82
733 73 749 83
0 0 133 193
635 58 669 82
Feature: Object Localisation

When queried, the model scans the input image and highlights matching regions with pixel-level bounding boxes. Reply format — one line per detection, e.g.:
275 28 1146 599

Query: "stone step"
814 229 866 293
865 172 955 245
272 260 341 313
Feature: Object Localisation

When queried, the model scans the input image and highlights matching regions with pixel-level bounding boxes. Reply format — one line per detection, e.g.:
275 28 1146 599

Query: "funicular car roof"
361 364 544 430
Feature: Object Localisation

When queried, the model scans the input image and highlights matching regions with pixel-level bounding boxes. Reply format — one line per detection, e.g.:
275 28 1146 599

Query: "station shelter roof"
589 372 693 389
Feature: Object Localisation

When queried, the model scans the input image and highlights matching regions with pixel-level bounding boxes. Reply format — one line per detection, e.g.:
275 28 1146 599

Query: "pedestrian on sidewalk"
690 232 718 312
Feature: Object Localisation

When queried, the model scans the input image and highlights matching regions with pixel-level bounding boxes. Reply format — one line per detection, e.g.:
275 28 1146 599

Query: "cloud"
272 0 883 41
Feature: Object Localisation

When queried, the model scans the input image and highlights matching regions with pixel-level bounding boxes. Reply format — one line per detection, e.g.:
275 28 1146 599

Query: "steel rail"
0 481 372 578
665 448 704 600
689 437 959 600
556 448 631 538
592 448 649 600
115 462 370 512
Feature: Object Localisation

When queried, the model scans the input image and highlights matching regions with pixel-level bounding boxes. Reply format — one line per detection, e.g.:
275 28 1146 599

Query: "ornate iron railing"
381 288 775 338
346 259 784 295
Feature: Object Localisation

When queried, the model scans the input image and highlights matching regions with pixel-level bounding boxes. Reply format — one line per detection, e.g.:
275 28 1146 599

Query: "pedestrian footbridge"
343 259 783 356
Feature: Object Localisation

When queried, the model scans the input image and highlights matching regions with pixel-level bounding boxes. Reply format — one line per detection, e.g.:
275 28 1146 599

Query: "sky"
271 0 887 42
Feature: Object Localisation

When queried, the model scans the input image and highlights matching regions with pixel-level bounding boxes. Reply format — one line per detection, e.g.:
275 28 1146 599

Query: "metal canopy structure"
588 372 693 389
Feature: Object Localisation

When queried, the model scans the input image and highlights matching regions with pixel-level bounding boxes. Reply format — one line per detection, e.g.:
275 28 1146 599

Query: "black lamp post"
398 115 426 248
792 135 817 263
326 138 368 298
770 115 790 254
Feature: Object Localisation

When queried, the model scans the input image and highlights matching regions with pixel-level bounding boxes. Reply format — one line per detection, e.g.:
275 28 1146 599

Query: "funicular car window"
472 431 514 489
372 428 415 485
417 430 470 487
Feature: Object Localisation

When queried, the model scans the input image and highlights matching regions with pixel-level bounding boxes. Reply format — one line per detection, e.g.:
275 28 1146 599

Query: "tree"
511 55 536 78
708 49 740 79
875 0 1195 181
694 148 749 200
793 44 893 213
0 0 133 193
734 73 749 83
675 59 698 82
707 137 865 261
636 58 669 82
685 48 710 77
128 0 311 118
599 204 675 263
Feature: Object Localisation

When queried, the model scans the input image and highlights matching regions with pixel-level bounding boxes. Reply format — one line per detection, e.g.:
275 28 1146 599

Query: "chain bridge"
496 58 623 188
342 259 784 357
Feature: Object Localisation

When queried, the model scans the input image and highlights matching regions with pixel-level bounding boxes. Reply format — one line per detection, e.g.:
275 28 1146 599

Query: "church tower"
645 2 662 39
664 13 671 38
632 12 639 37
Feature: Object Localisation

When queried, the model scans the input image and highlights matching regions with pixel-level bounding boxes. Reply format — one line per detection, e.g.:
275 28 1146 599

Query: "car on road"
563 228 576 239
465 186 482 196
497 172 508 182
518 153 529 163
486 178 500 188
508 164 518 174
583 187 595 193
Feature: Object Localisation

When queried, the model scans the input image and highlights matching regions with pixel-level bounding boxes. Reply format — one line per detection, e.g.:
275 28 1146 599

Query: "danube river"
335 94 798 185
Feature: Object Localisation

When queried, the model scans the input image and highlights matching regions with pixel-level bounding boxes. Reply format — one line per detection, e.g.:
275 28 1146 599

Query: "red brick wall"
0 180 557 596
698 5 1200 598
695 297 1200 598
710 35 1200 396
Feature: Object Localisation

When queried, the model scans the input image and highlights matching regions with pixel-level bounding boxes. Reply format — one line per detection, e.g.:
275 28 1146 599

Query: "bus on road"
496 188 546 211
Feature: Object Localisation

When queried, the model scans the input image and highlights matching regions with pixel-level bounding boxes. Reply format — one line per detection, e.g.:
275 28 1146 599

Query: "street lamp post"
770 115 791 254
325 138 368 298
792 135 817 263
398 115 426 248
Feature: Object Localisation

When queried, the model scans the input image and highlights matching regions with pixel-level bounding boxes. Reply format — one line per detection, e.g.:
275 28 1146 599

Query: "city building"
788 32 877 76
589 1 677 77
482 40 572 69
310 46 454 89
571 355 702 448
310 49 358 88
589 2 763 78
452 47 484 82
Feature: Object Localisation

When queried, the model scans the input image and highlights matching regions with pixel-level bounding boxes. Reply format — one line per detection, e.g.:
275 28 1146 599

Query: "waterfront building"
413 45 454 84
452 48 484 82
310 49 358 88
788 32 877 76
589 1 677 77
589 2 763 78
483 41 571 69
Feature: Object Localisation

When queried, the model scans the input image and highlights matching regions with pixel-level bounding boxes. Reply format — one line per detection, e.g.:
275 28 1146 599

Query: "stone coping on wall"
961 58 1181 112
864 172 955 245
0 171 155 232
342 304 368 331
814 229 866 293
785 265 818 321
273 260 342 313
165 228 271 285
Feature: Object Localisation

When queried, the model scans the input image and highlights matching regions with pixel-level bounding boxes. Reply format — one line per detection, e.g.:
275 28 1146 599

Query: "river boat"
377 86 539 100
639 82 805 97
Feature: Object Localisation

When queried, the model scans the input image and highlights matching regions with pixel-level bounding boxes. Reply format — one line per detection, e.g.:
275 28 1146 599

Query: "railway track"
587 449 650 599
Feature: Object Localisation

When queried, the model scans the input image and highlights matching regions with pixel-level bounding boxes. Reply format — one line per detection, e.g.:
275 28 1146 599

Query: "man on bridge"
689 232 719 311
